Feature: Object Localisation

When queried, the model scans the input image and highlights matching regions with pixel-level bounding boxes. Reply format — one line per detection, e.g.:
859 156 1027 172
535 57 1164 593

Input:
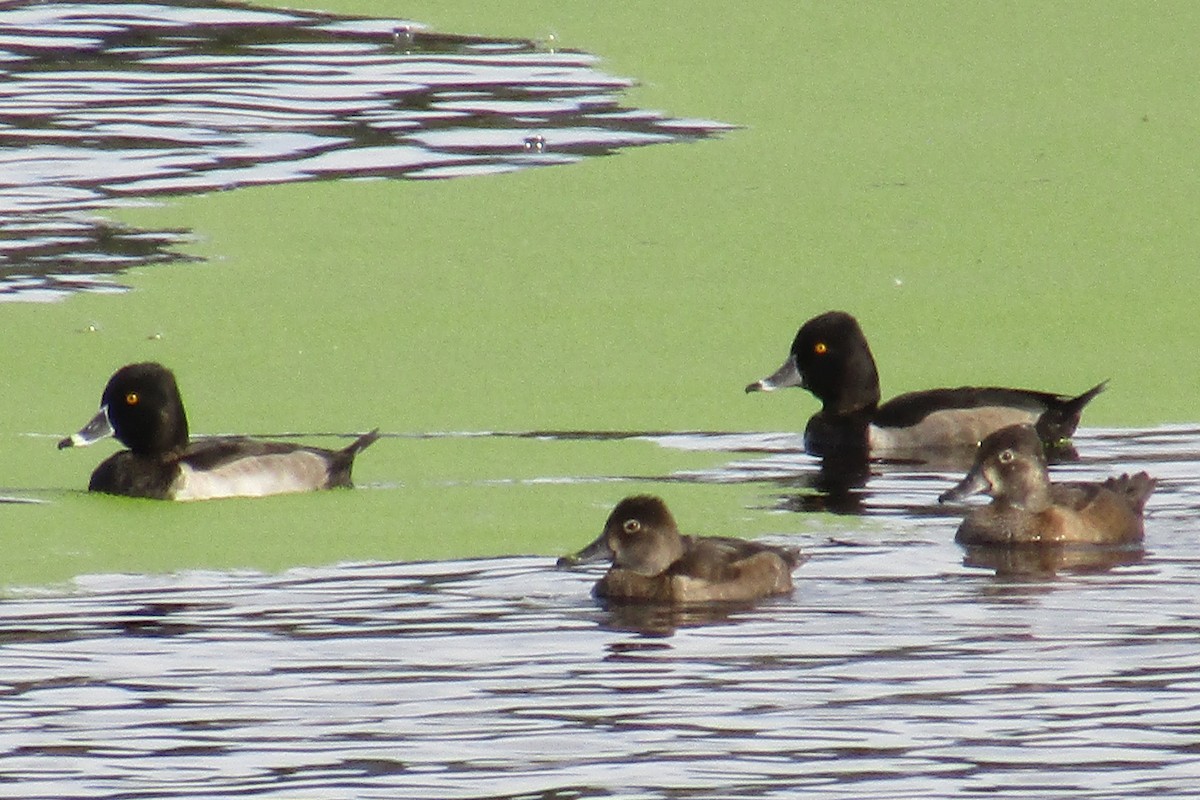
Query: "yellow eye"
125 392 139 406
813 342 828 355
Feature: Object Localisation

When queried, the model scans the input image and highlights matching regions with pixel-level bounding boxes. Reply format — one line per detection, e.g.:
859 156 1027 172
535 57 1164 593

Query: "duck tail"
1103 472 1156 514
780 547 809 570
342 428 382 457
326 429 381 489
1035 380 1107 444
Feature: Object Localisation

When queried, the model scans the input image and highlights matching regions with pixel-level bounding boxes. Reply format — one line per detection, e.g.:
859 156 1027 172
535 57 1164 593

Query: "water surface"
0 0 725 300
3 3 1198 791
3 426 1198 798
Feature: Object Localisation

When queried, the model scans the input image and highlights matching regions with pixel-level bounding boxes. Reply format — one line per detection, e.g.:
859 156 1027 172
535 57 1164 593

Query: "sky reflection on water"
2 426 1198 798
0 0 727 301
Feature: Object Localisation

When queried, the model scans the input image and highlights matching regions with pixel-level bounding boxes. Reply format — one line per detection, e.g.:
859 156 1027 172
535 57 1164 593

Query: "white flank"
869 406 1037 455
171 451 331 501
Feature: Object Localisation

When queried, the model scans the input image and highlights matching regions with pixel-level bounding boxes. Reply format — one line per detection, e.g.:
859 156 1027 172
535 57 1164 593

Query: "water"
1 7 1195 791
3 426 1198 798
0 0 727 301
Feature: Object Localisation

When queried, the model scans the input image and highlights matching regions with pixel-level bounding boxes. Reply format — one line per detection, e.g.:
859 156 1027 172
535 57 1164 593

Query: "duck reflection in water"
558 495 804 624
940 424 1154 577
773 449 874 515
599 601 765 638
960 542 1145 578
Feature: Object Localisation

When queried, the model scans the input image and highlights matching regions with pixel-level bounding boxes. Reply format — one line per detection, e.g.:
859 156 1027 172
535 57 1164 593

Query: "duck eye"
999 449 1014 463
622 519 641 534
125 392 139 406
813 342 828 355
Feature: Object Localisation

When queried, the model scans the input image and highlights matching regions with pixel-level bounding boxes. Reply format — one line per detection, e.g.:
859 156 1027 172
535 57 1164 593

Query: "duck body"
939 424 1154 546
559 495 802 604
596 534 799 604
85 434 379 501
59 362 379 501
747 311 1105 460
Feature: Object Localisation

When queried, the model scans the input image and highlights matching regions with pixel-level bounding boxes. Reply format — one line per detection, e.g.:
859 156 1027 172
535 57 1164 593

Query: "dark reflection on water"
2 427 1199 798
598 597 767 638
552 425 1198 514
0 0 728 301
959 542 1146 577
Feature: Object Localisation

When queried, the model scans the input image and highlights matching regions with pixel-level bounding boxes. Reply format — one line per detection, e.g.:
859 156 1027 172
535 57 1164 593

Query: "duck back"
596 535 800 604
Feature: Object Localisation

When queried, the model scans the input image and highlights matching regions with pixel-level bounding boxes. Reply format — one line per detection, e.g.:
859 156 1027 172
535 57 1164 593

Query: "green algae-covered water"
1 1 1198 588
4 7 1200 799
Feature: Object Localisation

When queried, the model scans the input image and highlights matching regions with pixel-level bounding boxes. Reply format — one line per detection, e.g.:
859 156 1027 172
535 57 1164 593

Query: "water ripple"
2 427 1198 797
0 0 729 301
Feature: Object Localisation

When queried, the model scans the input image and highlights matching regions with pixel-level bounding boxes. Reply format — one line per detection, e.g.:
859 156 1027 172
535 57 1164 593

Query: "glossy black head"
791 311 881 414
99 362 190 455
939 424 1051 510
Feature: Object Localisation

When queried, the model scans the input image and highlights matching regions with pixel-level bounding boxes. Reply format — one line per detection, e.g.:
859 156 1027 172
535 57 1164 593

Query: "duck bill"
746 353 803 393
938 469 991 504
57 407 113 450
555 531 613 568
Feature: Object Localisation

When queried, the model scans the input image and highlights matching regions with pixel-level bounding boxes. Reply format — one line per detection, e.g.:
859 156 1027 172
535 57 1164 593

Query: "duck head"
939 424 1053 512
558 495 686 577
59 362 190 456
746 311 881 415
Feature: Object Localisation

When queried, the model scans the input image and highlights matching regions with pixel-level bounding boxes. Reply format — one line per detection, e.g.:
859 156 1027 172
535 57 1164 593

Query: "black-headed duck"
558 495 802 604
939 424 1155 546
59 362 379 500
746 311 1105 460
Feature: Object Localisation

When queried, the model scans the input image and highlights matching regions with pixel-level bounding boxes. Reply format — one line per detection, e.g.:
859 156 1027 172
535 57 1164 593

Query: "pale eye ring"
999 449 1014 463
623 519 641 534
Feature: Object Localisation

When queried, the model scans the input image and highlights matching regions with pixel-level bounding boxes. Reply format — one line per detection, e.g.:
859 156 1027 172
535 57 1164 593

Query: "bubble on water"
392 25 415 48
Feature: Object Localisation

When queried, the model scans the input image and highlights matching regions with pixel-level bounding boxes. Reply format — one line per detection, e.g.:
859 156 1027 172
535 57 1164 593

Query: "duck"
58 362 380 501
938 423 1155 545
557 495 802 604
746 310 1105 460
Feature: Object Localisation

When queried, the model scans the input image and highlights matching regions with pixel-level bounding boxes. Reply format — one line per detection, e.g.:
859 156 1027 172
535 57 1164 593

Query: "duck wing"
1050 481 1105 511
1053 472 1156 516
180 437 312 468
672 535 803 581
170 433 379 499
874 385 1094 428
181 431 378 483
